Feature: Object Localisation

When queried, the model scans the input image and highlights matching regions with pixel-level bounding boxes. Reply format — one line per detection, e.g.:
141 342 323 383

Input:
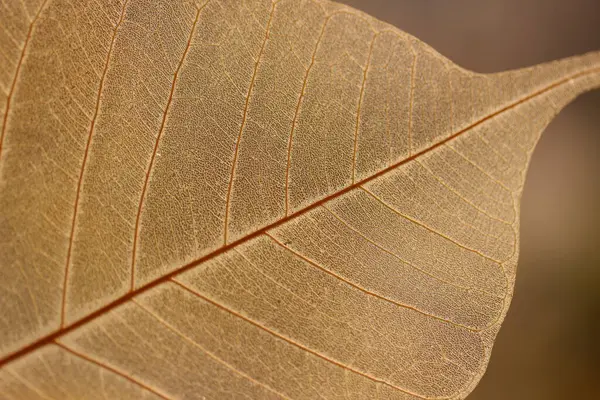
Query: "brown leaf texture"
0 0 599 398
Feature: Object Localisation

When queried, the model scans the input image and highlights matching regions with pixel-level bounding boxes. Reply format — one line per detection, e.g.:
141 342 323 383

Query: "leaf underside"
0 0 599 399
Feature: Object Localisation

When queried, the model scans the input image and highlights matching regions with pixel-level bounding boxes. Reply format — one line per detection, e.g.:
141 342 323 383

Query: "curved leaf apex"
488 49 600 112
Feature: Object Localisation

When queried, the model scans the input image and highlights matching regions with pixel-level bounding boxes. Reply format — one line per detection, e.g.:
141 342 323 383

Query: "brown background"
337 1 600 399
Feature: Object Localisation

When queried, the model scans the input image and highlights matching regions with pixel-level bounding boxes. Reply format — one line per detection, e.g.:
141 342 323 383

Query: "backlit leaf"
1 0 599 398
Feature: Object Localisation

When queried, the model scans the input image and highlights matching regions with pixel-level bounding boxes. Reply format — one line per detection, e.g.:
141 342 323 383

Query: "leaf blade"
1 0 599 398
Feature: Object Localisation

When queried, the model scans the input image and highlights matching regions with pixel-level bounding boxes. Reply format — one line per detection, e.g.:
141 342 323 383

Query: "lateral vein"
61 0 130 327
130 1 210 290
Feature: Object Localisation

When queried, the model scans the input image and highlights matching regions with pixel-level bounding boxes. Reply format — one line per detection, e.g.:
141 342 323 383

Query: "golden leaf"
0 0 598 398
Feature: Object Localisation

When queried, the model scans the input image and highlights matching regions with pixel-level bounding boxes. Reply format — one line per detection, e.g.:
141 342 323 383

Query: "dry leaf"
0 0 599 399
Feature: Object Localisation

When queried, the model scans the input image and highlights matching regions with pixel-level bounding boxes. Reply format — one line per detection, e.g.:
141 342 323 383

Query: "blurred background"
337 1 600 399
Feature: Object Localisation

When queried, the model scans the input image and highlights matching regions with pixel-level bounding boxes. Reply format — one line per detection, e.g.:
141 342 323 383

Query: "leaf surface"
0 0 599 398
